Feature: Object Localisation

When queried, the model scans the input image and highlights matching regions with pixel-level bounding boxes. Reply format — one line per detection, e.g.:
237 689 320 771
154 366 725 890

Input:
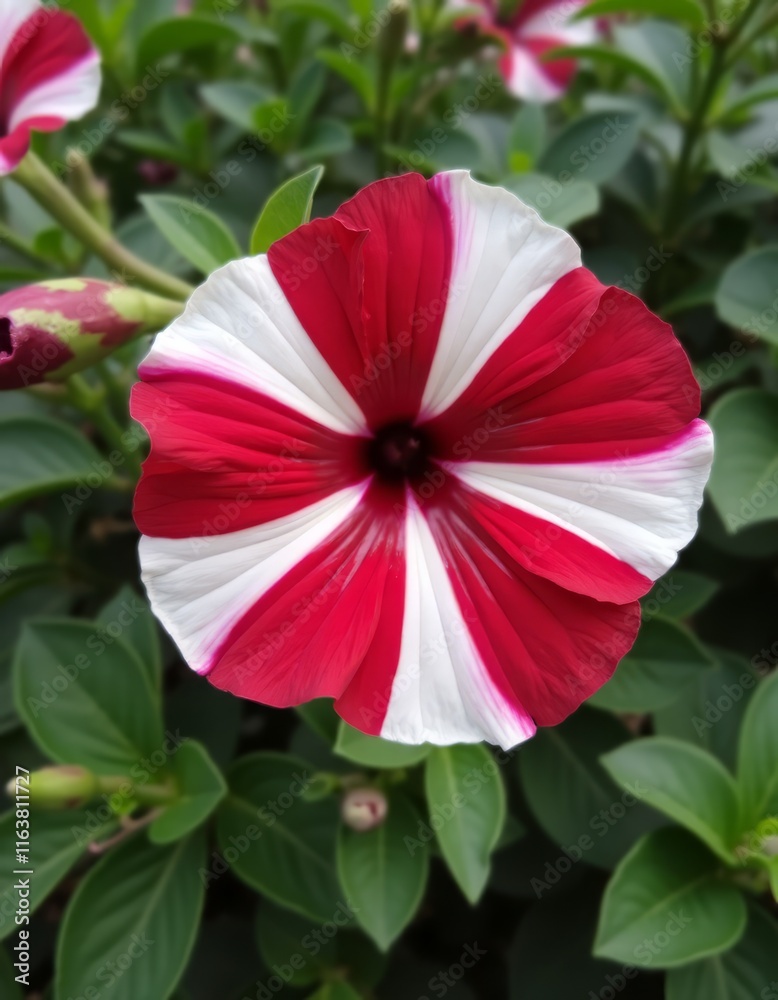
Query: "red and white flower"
132 171 712 750
456 0 596 103
0 0 101 175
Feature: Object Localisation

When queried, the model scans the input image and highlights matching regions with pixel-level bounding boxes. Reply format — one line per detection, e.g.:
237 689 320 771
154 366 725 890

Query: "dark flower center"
367 421 432 485
0 318 13 357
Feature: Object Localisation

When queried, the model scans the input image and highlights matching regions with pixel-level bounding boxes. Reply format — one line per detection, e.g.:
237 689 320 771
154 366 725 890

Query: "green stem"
97 774 178 807
66 374 143 478
12 152 194 300
0 220 53 267
662 41 727 239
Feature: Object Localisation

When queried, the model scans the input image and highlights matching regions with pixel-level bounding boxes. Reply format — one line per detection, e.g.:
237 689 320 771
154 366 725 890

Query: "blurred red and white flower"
132 171 712 750
0 0 101 175
454 0 597 102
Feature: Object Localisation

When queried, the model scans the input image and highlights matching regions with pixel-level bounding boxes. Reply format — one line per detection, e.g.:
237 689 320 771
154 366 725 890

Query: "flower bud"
6 766 100 810
0 279 183 390
341 787 389 832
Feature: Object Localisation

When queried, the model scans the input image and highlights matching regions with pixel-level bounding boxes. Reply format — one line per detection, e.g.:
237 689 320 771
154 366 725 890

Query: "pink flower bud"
341 787 389 832
0 278 182 389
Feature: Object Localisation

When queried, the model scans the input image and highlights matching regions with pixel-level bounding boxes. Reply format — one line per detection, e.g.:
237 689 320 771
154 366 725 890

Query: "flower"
132 170 712 751
0 0 101 175
456 0 596 103
0 279 182 389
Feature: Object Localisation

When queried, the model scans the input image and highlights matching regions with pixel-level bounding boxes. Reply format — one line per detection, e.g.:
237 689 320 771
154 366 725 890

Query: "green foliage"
0 417 103 508
2 0 778 994
595 827 748 968
424 744 506 903
337 791 429 951
250 165 325 254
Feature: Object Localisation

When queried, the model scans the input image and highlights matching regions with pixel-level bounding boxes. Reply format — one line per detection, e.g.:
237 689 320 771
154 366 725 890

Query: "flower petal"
423 491 642 729
138 255 366 435
268 173 452 428
420 171 581 417
429 283 702 464
132 372 366 538
453 421 713 586
139 485 369 677
377 501 537 748
200 483 405 707
1 7 100 134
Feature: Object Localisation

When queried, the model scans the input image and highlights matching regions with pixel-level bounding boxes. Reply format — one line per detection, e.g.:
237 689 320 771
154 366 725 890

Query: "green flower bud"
6 766 100 810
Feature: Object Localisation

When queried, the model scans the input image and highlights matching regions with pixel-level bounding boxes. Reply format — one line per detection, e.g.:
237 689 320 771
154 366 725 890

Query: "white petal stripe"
0 0 39 70
9 52 102 132
379 501 536 750
141 256 367 436
139 484 368 675
421 171 581 418
451 421 714 583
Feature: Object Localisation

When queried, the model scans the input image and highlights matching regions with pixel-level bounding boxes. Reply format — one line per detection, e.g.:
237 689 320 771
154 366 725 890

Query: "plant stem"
66 374 143 478
12 152 194 300
662 41 727 239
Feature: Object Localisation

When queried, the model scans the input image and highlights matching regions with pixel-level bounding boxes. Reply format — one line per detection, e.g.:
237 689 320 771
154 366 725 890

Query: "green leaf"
595 827 747 968
519 709 664 869
149 741 227 845
0 586 70 736
250 166 324 254
0 417 103 509
95 586 162 696
256 900 385 994
278 0 356 39
716 246 778 345
56 831 205 1000
612 21 692 111
139 194 242 276
508 104 546 171
256 900 335 987
654 651 757 772
13 619 163 775
539 112 641 185
0 808 115 941
216 753 341 922
723 73 778 121
306 985 362 1000
296 699 340 744
666 903 778 999
577 0 705 27
504 173 600 228
643 570 719 620
136 16 240 71
298 119 354 161
707 389 778 533
507 877 628 1000
601 737 742 862
317 49 375 109
334 722 430 769
588 617 714 712
200 81 272 130
424 744 505 903
337 791 429 951
0 944 21 999
737 670 778 825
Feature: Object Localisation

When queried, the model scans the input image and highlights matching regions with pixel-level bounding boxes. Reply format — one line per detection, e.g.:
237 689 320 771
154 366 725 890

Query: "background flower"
0 0 101 174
